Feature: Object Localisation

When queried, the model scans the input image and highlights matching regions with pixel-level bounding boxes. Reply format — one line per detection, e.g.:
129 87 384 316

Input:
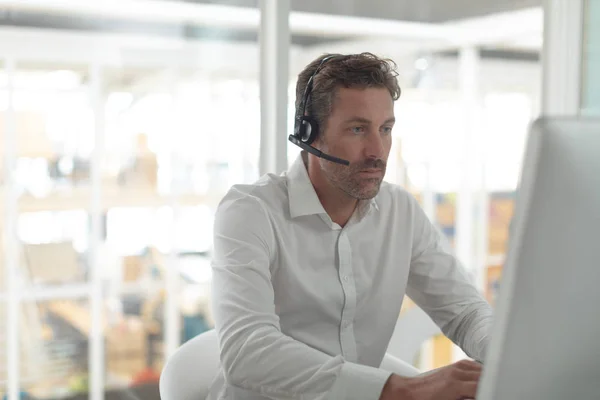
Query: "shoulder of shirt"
216 172 288 217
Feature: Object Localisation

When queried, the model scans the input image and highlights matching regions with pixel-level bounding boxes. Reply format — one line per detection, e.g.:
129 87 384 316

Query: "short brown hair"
295 52 401 138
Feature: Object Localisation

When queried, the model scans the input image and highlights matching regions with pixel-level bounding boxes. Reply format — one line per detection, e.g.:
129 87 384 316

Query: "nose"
364 130 385 159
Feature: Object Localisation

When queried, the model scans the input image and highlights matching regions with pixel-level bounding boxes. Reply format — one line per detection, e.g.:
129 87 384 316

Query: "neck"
306 154 358 227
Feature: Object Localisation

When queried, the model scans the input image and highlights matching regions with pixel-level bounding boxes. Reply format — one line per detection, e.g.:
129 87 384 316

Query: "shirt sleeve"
210 188 392 400
405 197 493 363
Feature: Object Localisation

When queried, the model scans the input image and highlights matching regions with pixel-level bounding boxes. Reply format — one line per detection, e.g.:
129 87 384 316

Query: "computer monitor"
477 117 600 399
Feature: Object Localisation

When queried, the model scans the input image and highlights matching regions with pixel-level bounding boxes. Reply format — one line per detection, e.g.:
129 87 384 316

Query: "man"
208 52 493 400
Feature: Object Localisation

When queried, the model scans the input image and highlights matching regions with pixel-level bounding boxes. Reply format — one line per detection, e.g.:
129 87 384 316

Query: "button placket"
337 231 358 361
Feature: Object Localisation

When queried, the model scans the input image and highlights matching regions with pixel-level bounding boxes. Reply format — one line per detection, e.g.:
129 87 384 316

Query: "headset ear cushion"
301 119 312 142
301 117 318 144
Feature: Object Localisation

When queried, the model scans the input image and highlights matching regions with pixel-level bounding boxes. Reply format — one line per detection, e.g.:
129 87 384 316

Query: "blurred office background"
0 0 597 399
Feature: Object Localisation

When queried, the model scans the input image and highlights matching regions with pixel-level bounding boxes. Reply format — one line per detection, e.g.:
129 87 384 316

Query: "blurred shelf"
118 281 164 296
0 283 91 302
22 283 92 302
0 185 226 213
0 280 198 302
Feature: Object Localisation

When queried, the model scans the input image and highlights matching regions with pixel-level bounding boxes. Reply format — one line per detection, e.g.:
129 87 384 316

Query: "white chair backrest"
160 329 421 400
160 329 220 400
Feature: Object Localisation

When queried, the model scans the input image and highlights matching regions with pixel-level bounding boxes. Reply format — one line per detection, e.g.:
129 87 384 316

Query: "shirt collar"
287 152 327 218
287 151 379 220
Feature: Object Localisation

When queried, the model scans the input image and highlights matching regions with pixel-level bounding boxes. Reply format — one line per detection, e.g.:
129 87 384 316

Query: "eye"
381 126 393 135
350 126 365 134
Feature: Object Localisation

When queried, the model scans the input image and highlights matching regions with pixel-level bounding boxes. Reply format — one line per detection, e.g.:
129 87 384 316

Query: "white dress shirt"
208 152 492 400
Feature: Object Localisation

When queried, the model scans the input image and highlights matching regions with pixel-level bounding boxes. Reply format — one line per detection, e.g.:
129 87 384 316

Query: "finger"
453 369 482 382
455 360 483 372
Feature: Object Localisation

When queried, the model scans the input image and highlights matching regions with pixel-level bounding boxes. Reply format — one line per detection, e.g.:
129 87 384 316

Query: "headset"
289 55 350 166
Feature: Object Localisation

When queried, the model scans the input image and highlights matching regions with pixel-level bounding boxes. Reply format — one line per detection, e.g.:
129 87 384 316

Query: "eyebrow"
344 117 396 125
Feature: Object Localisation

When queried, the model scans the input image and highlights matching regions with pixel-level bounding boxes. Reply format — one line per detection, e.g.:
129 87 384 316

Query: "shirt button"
344 321 352 329
343 276 349 282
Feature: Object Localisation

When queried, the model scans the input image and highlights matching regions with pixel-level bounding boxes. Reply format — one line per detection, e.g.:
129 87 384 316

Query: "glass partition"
582 0 600 114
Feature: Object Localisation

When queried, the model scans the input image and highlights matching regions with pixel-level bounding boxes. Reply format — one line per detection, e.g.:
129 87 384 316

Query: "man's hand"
380 359 482 400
